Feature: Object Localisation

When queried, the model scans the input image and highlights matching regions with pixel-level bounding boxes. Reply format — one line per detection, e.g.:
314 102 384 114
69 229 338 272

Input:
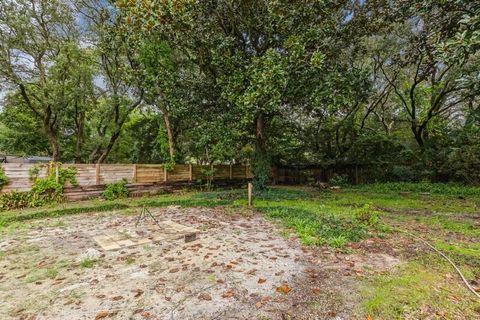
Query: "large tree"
0 0 90 160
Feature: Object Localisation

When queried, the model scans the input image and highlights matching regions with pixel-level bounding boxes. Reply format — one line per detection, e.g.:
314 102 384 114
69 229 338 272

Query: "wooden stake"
229 164 233 180
164 166 168 182
133 164 137 183
189 164 193 181
248 182 253 207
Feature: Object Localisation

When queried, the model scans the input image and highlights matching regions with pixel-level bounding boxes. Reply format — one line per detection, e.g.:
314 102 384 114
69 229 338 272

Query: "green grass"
0 203 129 227
257 206 371 247
361 258 480 319
348 182 480 197
80 258 96 268
1 183 479 318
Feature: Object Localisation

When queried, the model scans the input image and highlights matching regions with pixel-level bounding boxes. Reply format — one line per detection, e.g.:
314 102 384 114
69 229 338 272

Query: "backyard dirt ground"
0 205 407 320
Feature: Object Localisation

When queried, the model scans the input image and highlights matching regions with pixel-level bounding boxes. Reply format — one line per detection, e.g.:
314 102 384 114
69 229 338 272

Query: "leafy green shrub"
0 167 8 191
30 165 78 204
103 179 129 200
354 203 381 226
392 165 415 182
0 191 34 210
200 167 216 191
0 163 77 210
329 174 349 186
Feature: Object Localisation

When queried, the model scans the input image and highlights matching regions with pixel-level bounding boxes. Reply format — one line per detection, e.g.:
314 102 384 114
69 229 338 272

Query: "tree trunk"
412 124 424 148
256 112 265 150
43 107 60 161
74 111 85 163
252 112 270 190
159 104 175 160
45 125 60 161
96 130 121 163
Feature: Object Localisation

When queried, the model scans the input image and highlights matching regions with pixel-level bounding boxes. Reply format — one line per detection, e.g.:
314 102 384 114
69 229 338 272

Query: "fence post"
164 166 168 182
133 164 137 183
95 163 100 185
229 164 233 180
189 164 193 181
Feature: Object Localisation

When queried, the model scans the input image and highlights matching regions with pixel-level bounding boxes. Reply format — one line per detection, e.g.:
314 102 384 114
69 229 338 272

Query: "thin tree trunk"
43 107 60 161
96 130 121 163
45 125 60 161
74 111 85 163
159 104 175 160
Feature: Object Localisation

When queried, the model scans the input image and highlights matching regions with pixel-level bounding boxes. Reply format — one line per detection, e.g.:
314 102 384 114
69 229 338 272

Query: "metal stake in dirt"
135 205 161 228
248 182 253 207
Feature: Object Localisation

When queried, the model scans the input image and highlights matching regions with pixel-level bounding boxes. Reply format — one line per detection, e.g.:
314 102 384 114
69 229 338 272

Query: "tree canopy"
0 0 479 186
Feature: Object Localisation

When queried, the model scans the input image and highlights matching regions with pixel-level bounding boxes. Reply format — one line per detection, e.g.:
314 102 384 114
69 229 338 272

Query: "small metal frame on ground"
135 205 161 228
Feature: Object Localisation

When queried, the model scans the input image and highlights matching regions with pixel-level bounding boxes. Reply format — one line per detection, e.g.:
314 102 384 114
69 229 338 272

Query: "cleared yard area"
1 185 479 319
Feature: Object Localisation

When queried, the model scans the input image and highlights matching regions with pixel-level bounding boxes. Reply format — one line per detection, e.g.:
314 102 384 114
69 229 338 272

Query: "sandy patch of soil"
0 206 403 320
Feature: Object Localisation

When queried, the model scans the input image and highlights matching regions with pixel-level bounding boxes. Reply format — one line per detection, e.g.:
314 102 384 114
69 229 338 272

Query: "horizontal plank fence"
0 163 253 199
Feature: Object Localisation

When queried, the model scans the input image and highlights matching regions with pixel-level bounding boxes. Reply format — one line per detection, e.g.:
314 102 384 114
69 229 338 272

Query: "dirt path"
0 206 378 320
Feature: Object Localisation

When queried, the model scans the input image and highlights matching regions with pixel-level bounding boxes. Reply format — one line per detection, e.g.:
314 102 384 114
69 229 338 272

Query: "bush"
0 163 77 210
200 167 216 191
0 167 8 191
329 174 349 186
103 179 129 200
0 191 34 210
354 203 381 226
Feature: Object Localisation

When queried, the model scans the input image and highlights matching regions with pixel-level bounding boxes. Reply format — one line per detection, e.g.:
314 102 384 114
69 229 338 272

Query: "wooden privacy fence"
0 163 253 193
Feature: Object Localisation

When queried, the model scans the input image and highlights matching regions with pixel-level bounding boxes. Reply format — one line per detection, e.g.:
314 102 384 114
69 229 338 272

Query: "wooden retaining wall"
0 163 253 194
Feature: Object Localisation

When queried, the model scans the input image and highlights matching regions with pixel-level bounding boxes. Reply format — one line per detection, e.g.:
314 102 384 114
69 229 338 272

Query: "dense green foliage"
0 163 77 210
0 1 479 185
103 179 129 200
0 167 8 191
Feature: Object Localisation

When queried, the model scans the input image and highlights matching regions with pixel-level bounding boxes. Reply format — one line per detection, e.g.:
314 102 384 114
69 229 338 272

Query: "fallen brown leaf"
257 278 267 284
95 311 117 320
198 292 212 301
276 283 291 294
255 296 270 309
133 289 144 298
312 287 321 294
222 290 235 298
